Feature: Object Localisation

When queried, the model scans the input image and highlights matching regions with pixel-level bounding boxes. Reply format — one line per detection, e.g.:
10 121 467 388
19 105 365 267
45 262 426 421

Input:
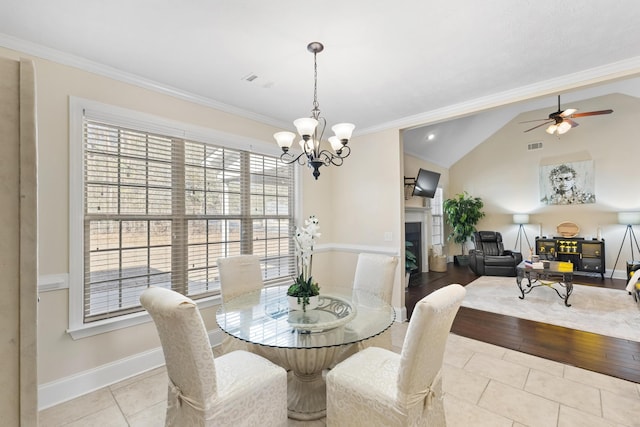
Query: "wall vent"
527 142 543 151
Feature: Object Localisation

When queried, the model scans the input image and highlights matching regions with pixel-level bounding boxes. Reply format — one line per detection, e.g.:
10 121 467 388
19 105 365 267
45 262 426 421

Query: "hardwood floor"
406 264 640 384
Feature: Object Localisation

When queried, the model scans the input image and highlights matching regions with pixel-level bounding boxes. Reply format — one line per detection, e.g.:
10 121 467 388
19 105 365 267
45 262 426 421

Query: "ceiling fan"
521 95 613 135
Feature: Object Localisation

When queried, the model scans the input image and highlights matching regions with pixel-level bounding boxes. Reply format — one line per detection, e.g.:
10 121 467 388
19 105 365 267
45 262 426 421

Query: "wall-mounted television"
412 168 441 198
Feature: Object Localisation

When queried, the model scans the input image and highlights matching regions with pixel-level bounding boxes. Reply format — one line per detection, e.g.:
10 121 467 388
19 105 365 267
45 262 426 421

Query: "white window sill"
67 294 222 340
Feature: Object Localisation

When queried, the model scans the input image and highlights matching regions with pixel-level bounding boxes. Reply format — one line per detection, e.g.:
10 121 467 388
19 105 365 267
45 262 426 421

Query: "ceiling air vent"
241 73 258 82
527 142 543 151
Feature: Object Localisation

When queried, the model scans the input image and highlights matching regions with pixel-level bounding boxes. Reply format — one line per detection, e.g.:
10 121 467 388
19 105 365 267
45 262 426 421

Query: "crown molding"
3 33 640 138
0 33 290 130
360 55 640 135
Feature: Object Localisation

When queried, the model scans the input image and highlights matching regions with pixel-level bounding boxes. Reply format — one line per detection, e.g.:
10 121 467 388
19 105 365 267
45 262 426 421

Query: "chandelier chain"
312 51 320 119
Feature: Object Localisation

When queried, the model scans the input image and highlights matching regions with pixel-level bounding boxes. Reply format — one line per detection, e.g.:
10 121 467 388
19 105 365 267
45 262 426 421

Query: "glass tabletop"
517 260 573 274
215 285 395 349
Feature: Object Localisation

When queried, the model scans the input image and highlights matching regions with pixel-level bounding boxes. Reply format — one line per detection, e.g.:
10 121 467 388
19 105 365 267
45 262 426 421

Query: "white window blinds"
82 118 295 323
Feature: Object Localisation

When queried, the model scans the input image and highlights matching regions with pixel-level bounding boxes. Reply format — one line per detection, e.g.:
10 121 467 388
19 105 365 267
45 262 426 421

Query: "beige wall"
302 128 405 308
448 92 640 275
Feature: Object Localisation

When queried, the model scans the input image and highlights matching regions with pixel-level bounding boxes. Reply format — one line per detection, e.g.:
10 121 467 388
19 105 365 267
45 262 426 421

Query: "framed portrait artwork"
539 160 595 205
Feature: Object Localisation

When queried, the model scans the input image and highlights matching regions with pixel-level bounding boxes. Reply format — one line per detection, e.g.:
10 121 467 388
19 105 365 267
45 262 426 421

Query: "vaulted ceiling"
1 1 640 167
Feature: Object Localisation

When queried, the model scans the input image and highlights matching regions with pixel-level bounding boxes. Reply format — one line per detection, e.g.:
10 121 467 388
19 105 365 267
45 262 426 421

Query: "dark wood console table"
535 237 605 279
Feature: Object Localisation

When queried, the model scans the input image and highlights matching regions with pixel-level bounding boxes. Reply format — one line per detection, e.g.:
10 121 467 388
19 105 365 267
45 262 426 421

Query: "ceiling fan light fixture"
521 95 612 134
557 121 572 134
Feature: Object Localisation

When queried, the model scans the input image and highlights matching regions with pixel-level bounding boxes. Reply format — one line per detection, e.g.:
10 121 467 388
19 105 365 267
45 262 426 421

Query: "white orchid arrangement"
287 215 321 310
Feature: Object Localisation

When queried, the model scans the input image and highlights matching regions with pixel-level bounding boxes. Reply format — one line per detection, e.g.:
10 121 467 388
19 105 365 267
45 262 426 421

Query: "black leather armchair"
469 231 523 276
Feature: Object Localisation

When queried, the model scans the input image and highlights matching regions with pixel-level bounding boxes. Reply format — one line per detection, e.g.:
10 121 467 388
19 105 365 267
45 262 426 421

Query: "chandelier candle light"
274 42 355 180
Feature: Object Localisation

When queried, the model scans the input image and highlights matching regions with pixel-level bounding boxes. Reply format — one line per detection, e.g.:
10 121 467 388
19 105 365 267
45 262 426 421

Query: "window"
431 188 444 246
70 99 296 335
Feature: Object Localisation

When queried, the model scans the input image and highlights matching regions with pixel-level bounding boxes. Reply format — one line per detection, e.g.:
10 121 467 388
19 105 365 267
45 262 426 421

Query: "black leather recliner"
469 231 523 276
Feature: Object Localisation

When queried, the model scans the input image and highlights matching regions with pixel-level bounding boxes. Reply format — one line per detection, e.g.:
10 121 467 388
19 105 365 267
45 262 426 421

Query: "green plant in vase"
405 241 418 287
287 215 321 311
443 192 485 265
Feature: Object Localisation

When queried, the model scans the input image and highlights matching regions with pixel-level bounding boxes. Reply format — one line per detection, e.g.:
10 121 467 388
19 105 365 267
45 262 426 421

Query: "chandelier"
274 42 355 180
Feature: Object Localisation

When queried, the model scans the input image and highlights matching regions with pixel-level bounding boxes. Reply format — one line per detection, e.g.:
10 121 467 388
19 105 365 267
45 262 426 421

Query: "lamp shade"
293 118 318 138
273 131 296 149
513 214 529 224
331 123 355 141
328 136 343 152
556 121 572 135
617 212 640 225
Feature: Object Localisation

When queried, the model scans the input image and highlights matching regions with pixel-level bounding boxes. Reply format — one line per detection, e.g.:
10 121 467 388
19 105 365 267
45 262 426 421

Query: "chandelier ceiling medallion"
274 42 355 180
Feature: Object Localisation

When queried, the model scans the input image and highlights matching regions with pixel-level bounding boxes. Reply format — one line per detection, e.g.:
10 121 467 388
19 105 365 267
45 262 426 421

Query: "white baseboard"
38 329 225 410
395 305 407 323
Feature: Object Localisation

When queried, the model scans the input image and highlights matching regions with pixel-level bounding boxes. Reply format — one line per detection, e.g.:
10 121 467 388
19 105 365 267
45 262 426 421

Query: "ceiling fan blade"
519 118 550 123
571 109 613 118
524 120 553 132
564 118 579 128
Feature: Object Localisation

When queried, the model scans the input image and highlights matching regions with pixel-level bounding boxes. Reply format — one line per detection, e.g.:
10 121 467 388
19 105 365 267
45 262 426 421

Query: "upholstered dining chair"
217 254 264 301
140 286 287 427
349 253 399 351
353 252 399 304
217 254 263 354
326 284 466 427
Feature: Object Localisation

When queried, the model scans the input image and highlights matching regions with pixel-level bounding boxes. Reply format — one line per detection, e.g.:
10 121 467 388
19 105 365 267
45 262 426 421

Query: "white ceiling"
2 0 640 167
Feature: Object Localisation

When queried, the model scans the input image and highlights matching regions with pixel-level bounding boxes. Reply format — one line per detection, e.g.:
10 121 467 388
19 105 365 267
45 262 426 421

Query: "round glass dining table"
215 285 395 420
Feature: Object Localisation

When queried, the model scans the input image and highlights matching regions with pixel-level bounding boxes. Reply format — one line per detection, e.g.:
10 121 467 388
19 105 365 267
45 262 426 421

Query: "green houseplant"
443 192 485 265
287 215 321 311
405 241 418 287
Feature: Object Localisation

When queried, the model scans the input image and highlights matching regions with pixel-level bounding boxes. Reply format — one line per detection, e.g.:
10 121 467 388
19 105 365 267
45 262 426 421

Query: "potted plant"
443 192 485 265
405 240 418 287
287 215 321 311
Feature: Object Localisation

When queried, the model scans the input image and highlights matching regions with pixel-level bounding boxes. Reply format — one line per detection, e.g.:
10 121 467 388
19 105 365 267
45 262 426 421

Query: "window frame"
430 187 444 247
68 97 300 339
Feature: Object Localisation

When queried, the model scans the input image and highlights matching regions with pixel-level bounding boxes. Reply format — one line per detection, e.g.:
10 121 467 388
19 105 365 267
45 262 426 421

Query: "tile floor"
39 322 640 427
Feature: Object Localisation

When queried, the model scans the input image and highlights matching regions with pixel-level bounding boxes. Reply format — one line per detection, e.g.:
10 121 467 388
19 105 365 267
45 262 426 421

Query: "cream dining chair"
217 254 263 302
140 286 287 427
217 254 264 354
326 284 466 427
350 253 399 351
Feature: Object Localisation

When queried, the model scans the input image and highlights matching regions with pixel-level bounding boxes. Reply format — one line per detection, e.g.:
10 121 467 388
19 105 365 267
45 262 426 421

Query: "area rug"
461 276 640 342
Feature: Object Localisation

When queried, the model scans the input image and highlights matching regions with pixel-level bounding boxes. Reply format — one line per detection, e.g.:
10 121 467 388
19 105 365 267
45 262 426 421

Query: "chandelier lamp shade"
274 42 355 180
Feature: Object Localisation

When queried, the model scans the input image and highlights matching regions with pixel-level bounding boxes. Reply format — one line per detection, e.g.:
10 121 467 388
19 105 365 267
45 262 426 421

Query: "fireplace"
405 222 422 276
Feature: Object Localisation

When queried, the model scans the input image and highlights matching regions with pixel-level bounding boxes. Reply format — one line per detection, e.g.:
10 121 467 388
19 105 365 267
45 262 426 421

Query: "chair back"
397 284 466 406
217 255 263 302
474 231 505 256
140 287 217 405
353 253 399 304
